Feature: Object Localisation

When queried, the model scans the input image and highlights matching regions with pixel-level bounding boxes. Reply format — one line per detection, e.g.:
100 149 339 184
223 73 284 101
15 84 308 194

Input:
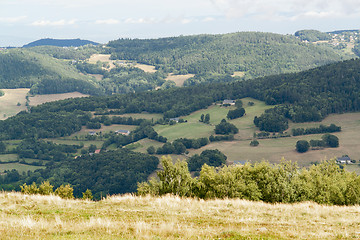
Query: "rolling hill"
107 32 353 79
0 48 103 95
22 38 99 48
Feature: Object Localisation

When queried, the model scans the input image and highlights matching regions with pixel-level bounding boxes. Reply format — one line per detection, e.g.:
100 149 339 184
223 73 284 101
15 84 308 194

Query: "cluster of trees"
227 101 245 120
102 124 167 149
187 149 227 172
292 124 341 136
294 30 332 42
254 112 289 132
0 149 159 199
15 138 81 161
152 137 209 155
296 134 339 153
199 113 210 124
138 157 360 205
214 119 239 135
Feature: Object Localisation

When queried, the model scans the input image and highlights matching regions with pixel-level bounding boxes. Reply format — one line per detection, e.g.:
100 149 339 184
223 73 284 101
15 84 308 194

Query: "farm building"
169 118 180 123
336 156 351 164
223 100 236 105
115 129 130 136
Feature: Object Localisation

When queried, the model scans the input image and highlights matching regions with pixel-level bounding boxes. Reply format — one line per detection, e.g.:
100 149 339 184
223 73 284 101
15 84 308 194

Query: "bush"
250 140 259 147
39 181 54 195
147 146 156 154
55 184 74 199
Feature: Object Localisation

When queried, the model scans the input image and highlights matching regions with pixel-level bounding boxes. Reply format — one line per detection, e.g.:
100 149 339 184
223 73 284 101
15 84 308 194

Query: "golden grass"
1 192 360 239
165 74 195 86
28 92 89 106
134 63 157 73
0 89 29 120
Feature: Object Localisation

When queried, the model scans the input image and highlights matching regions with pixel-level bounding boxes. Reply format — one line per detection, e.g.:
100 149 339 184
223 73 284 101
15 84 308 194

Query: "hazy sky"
1 0 360 46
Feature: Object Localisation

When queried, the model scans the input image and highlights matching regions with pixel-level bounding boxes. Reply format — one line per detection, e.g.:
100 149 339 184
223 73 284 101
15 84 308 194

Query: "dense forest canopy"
107 32 350 79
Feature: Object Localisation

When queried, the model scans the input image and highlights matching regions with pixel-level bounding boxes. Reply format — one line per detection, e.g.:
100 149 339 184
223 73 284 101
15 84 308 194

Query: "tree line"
138 156 360 205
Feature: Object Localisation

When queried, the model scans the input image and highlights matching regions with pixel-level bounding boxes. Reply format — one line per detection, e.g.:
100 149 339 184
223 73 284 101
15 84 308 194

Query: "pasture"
0 89 29 120
0 163 44 173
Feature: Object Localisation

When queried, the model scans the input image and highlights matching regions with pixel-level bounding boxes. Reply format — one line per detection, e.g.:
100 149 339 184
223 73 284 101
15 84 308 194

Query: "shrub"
55 184 74 199
250 140 259 147
20 182 39 194
39 181 54 195
82 189 93 200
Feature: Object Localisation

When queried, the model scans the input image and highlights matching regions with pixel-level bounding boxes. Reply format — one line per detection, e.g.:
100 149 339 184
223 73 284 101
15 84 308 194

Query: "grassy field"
0 89 29 120
0 154 18 163
0 163 44 173
28 92 89 106
1 192 360 239
165 73 194 86
154 98 271 142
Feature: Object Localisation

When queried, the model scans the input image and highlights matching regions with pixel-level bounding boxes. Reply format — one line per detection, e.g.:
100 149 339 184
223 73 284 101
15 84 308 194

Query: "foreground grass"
1 192 360 239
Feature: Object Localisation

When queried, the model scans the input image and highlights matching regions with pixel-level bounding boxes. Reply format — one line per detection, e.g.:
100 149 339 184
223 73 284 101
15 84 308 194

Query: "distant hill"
23 38 99 48
107 32 352 79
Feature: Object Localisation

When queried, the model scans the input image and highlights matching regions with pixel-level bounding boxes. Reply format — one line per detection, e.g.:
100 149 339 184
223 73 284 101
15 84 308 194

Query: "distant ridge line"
23 38 99 48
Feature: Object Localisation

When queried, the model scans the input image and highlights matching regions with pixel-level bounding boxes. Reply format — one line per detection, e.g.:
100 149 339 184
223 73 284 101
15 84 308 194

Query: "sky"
1 0 360 46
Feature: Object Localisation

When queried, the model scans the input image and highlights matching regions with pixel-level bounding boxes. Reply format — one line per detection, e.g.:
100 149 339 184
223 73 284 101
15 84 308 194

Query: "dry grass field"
88 54 117 70
165 73 195 86
28 92 89 106
0 89 29 120
1 192 360 239
88 54 157 73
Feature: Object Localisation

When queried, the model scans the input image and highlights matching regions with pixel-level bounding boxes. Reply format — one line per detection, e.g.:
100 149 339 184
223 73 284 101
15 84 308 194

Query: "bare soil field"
29 92 89 106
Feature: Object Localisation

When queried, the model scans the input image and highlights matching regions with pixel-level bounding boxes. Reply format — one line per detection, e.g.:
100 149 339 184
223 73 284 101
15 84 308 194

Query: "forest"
107 32 350 79
0 149 159 199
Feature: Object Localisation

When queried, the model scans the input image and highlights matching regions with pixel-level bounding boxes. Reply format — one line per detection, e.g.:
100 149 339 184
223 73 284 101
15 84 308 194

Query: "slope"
0 49 102 95
1 192 360 239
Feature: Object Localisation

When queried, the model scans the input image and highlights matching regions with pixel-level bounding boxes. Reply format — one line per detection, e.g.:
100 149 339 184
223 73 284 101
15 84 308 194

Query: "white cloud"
208 0 360 20
31 19 77 26
95 19 120 25
0 16 27 23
